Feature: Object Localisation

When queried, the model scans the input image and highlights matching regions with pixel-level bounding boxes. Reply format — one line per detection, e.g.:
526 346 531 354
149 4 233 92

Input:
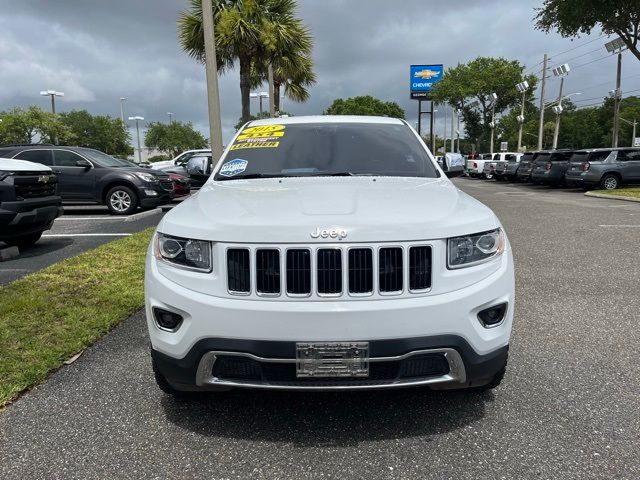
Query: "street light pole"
168 112 174 124
605 37 627 148
551 63 570 150
201 0 224 164
489 93 497 155
456 109 461 153
128 116 144 164
450 105 455 154
516 81 529 152
40 90 64 144
119 97 126 124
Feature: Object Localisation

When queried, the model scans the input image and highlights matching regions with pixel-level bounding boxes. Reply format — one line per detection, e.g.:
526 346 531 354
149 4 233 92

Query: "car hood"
0 157 52 173
158 177 500 243
117 166 168 177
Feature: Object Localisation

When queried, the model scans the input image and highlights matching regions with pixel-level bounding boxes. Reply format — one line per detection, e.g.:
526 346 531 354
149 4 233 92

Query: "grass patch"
0 228 154 407
593 187 640 199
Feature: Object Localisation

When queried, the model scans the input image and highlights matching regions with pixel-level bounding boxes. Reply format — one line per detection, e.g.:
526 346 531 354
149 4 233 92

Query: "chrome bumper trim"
195 348 466 391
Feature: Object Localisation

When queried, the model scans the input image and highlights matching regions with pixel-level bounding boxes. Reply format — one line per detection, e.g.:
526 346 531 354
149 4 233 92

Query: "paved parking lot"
0 179 638 479
0 206 167 285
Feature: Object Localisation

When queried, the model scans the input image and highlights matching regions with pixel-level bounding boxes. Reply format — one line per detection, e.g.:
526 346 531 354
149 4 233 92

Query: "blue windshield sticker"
220 158 248 177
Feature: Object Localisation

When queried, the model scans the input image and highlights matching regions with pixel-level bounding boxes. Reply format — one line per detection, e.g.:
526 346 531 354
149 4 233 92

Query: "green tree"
57 110 132 156
430 57 537 151
0 106 69 144
535 0 640 62
324 96 405 118
144 121 208 158
178 0 314 123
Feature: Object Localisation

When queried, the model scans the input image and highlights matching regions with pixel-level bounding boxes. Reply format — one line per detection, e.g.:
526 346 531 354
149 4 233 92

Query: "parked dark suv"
564 148 640 190
0 145 174 214
530 149 574 186
516 152 536 182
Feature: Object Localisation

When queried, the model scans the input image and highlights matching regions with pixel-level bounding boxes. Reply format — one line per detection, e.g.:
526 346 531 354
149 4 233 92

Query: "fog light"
144 189 159 196
153 307 183 331
478 303 507 327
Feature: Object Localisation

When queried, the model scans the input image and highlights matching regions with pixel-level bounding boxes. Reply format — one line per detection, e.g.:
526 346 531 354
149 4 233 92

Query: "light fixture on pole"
119 97 127 124
40 90 64 115
551 63 570 149
489 93 497 155
128 116 144 164
167 112 174 124
605 37 627 148
516 81 529 152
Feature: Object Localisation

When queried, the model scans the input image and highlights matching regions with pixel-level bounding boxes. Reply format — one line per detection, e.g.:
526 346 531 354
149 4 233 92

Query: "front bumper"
145 246 514 390
0 196 63 240
138 186 174 208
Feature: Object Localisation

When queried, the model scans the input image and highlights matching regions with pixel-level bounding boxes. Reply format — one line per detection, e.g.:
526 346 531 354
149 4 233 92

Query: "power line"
547 46 605 69
547 33 606 60
571 52 615 70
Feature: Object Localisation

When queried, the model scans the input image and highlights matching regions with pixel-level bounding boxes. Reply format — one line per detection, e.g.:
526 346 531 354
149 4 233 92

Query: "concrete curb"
124 208 162 222
584 191 640 203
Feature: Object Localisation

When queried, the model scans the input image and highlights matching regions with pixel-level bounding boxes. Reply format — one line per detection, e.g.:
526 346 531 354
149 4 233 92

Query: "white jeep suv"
145 116 514 394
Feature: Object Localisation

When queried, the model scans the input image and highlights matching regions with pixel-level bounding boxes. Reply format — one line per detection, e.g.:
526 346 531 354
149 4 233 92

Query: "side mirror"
76 159 91 169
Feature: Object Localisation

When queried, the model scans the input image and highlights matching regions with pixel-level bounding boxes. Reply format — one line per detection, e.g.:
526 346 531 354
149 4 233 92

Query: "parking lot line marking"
124 208 162 222
42 233 133 237
598 225 640 228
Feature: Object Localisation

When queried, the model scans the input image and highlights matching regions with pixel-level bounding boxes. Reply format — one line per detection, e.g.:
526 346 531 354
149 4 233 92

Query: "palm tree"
178 0 314 123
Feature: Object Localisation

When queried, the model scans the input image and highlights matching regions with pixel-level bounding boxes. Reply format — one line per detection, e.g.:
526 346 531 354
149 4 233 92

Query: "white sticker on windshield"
220 158 248 177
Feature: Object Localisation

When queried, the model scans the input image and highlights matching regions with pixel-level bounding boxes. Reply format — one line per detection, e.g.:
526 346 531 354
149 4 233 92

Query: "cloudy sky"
2 0 639 145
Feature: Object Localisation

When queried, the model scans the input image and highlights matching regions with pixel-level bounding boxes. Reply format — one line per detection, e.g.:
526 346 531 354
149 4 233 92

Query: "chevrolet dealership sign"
410 64 443 99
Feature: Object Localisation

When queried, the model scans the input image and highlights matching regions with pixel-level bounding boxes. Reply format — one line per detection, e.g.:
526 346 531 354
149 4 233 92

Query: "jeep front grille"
227 249 250 294
225 244 432 299
256 249 280 295
379 247 403 293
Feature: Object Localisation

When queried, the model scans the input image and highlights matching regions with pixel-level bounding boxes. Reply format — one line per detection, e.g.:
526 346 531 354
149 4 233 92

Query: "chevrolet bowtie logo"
37 175 51 184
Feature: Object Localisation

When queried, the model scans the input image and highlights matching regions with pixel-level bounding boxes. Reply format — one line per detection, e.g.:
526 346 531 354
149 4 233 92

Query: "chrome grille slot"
379 247 403 293
286 249 311 295
317 249 342 295
256 249 280 295
409 246 432 291
227 248 250 294
348 248 373 294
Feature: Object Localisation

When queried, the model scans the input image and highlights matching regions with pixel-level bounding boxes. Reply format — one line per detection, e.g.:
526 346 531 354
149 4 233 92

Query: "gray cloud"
1 0 638 145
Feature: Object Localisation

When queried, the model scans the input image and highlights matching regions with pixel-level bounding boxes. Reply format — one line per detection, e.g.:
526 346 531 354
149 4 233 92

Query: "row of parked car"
465 147 640 190
0 144 207 249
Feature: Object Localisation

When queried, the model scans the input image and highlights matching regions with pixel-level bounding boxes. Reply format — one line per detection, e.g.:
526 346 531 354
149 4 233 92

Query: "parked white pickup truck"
466 153 494 178
145 116 514 395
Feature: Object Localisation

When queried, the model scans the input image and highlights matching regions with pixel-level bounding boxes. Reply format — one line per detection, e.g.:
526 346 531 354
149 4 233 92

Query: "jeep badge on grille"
310 227 347 240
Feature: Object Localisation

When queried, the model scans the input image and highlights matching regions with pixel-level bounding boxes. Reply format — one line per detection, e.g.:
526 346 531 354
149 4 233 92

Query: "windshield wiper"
217 173 284 180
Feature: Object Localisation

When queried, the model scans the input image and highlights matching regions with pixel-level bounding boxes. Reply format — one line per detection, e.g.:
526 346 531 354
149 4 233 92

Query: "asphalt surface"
1 178 639 479
0 205 167 285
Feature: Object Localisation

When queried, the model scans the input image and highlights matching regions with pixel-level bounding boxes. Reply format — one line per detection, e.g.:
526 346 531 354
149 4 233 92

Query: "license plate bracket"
296 342 369 378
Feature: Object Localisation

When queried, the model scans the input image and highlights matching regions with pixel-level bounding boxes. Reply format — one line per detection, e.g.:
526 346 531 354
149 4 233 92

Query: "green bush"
148 154 170 163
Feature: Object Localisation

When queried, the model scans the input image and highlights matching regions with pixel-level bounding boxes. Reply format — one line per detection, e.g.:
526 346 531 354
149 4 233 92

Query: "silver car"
564 148 640 189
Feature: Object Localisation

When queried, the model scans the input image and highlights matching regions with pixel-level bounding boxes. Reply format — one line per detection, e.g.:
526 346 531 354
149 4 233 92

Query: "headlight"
135 172 159 183
154 233 212 272
447 228 505 269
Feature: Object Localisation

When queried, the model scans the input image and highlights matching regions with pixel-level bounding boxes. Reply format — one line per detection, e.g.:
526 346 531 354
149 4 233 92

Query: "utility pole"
430 101 435 154
489 93 497 155
537 53 548 151
201 0 224 164
620 117 637 146
612 52 622 148
119 97 126 124
442 105 447 154
552 77 564 150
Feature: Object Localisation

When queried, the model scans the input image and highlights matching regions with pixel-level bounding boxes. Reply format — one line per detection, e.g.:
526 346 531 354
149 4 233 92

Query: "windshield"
520 153 533 163
214 122 438 180
79 148 132 167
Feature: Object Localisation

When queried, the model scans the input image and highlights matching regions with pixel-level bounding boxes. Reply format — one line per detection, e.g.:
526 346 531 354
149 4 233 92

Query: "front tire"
106 186 138 215
600 173 620 190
